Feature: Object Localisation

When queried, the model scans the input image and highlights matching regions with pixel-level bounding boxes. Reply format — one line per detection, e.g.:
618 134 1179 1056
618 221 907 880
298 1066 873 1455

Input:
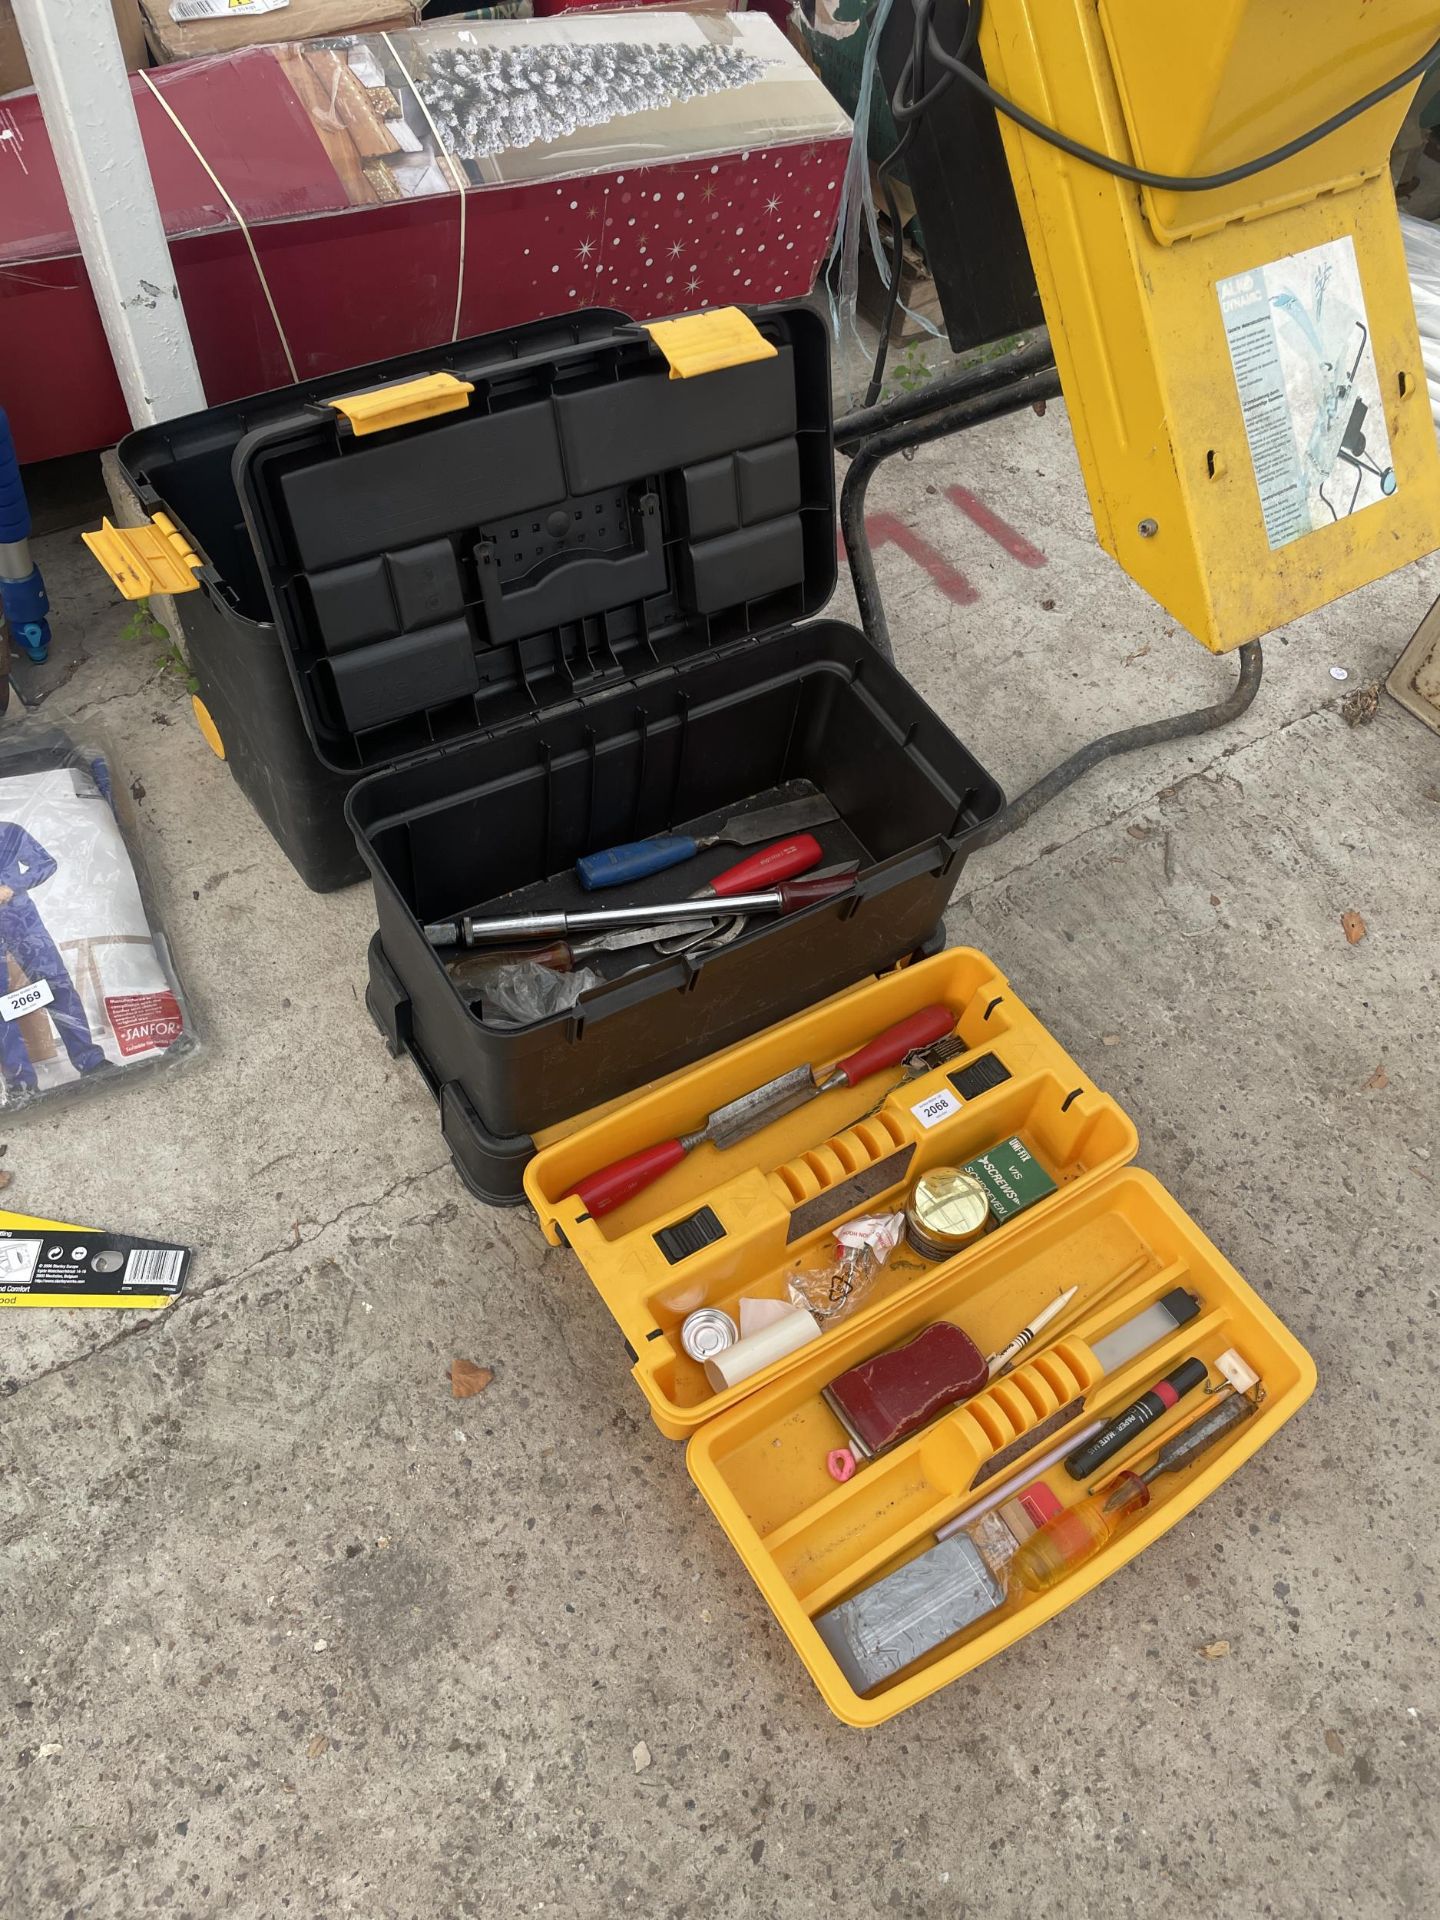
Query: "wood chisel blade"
703 1065 821 1150
708 793 836 846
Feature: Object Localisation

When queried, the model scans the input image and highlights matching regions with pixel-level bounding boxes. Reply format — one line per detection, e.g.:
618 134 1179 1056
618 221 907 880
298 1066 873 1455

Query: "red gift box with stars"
0 13 851 463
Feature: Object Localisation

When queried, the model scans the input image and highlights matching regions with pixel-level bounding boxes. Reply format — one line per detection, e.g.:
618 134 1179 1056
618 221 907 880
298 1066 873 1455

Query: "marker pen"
1063 1357 1208 1480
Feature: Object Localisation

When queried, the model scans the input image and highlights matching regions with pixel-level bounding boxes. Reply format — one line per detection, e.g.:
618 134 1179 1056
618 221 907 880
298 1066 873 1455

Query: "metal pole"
11 0 205 427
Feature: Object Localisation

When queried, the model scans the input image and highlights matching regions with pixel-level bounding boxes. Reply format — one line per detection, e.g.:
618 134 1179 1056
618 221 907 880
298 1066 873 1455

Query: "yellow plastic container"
526 948 1315 1724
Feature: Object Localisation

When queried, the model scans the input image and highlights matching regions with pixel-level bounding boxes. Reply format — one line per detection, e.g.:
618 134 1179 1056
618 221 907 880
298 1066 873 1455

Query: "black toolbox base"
367 937 536 1207
366 925 951 1209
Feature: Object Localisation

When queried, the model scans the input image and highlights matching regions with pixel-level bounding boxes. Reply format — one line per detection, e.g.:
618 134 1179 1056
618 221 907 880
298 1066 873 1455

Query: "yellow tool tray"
526 948 1315 1724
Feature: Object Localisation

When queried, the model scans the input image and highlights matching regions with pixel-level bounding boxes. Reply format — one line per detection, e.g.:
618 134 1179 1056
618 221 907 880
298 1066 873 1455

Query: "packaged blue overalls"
0 722 194 1111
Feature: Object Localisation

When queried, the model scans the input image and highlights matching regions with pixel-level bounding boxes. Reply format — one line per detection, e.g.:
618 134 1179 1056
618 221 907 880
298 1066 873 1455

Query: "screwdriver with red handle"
569 1003 956 1216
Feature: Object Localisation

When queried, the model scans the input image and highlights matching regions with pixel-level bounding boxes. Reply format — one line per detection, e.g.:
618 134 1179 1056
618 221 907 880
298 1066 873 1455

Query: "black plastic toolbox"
109 313 634 892
109 303 1004 1200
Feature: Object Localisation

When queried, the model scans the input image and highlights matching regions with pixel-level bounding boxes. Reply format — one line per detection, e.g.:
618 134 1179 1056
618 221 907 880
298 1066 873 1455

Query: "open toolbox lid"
525 947 1143 1439
686 1164 1316 1725
96 303 838 777
526 946 1316 1724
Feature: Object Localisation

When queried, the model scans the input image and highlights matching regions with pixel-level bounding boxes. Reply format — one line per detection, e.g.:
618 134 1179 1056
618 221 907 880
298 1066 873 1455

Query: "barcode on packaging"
123 1248 187 1291
170 0 289 22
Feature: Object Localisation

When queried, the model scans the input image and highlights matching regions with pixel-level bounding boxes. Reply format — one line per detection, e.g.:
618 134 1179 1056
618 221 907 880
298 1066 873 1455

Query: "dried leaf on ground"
1199 1640 1230 1659
1341 911 1368 945
1209 894 1222 908
1126 822 1156 840
1340 682 1381 727
1122 642 1152 666
1324 1729 1345 1756
1101 1034 1121 1047
0 1169 12 1191
307 1734 329 1759
450 1358 494 1399
1363 1065 1390 1091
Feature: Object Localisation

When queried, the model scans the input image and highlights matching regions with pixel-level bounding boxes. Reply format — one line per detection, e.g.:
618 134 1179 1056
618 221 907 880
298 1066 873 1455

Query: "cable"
968 642 1264 848
864 0 978 404
864 130 916 405
862 0 1437 403
924 0 1440 194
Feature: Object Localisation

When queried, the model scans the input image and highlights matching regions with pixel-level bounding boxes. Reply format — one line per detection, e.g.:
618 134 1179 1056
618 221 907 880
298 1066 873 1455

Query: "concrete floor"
3 392 1439 1919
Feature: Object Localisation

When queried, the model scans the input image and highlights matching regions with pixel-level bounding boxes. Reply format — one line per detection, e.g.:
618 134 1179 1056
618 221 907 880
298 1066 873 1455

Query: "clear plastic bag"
1401 211 1440 435
480 958 604 1027
788 1211 904 1324
0 719 196 1115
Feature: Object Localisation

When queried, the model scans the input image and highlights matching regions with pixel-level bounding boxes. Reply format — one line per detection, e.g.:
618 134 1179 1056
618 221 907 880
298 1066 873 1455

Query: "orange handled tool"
570 1003 955 1216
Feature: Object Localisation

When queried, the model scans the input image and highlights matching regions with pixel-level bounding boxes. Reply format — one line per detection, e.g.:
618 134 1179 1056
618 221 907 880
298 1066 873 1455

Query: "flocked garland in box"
420 38 772 159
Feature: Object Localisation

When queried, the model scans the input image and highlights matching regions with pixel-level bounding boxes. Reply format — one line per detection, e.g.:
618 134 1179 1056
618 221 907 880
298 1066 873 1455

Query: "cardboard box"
0 14 850 463
0 0 145 96
138 0 421 66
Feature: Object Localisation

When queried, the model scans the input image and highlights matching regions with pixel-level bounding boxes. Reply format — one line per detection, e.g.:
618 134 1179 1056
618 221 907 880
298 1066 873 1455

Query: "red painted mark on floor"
946 485 1048 568
847 512 980 606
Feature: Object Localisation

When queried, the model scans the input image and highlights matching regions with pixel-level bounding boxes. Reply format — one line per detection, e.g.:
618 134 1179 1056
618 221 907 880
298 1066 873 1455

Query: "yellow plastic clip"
328 372 475 436
82 515 202 600
643 308 777 380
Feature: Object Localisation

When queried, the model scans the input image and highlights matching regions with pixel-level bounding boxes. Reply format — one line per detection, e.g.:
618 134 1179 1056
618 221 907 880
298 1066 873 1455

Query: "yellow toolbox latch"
328 372 475 436
643 308 777 380
83 514 203 599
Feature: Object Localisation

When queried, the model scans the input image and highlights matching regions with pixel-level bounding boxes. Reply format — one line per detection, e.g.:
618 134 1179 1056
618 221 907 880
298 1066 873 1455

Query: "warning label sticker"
1217 236 1396 551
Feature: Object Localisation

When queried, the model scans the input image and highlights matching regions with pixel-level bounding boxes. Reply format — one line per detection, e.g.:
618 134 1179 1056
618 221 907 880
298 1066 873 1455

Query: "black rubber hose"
836 354 1264 834
970 641 1264 847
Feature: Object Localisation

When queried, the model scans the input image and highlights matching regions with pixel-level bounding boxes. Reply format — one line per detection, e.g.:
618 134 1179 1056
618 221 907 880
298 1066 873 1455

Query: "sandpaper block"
823 1321 988 1459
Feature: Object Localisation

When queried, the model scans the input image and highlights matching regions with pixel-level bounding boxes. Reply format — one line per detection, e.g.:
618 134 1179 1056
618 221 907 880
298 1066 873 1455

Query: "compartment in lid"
684 1167 1316 1727
230 307 838 773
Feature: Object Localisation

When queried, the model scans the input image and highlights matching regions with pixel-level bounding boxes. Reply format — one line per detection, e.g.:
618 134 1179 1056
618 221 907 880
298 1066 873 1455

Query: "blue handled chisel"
577 792 836 890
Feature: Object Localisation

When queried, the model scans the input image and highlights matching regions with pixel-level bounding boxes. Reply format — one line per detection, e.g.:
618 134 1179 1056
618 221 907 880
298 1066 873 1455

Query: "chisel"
689 832 824 898
569 1003 956 1216
424 866 857 949
576 793 836 889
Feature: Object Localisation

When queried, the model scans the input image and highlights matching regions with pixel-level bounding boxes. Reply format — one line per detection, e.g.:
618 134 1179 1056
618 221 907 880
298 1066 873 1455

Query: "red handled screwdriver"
570 1004 956 1216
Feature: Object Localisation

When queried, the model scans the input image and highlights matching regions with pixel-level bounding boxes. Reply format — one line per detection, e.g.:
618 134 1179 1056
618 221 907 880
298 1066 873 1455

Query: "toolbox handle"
476 492 664 646
328 372 475 437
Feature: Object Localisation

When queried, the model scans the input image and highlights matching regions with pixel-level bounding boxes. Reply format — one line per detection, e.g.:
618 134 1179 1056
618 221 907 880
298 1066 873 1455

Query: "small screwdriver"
1009 1388 1263 1592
